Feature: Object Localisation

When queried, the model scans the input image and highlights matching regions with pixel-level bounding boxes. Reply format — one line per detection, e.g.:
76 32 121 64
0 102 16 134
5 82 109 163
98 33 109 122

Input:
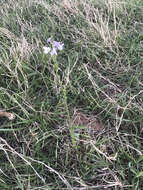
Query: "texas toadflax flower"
47 38 51 43
43 46 51 54
43 38 64 56
53 41 64 51
50 47 57 56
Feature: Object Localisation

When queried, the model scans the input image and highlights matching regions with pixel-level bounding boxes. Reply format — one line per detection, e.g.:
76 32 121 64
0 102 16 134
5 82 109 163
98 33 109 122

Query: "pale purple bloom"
43 38 64 57
47 38 51 43
43 46 51 54
50 47 57 56
53 41 64 51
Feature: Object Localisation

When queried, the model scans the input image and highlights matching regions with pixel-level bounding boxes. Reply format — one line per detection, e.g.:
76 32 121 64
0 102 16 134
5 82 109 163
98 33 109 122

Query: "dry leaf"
0 111 15 120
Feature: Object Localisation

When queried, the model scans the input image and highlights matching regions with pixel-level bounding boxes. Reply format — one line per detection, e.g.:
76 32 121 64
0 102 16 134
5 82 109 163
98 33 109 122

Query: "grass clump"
0 0 143 189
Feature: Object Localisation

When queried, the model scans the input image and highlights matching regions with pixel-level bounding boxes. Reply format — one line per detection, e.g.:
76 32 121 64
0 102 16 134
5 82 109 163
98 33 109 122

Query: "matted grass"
0 0 143 189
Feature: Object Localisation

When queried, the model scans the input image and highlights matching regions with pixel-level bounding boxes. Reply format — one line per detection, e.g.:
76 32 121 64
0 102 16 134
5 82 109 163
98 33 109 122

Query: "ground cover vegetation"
0 0 143 189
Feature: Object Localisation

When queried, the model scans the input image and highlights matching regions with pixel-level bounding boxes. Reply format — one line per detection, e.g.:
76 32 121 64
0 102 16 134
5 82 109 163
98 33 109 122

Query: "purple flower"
43 38 64 57
53 41 64 51
50 47 57 56
47 38 51 43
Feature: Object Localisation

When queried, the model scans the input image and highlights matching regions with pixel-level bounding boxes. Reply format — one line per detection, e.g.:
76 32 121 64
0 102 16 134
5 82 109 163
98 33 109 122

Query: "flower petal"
53 41 64 50
47 38 51 43
43 46 51 54
50 47 57 56
58 43 64 50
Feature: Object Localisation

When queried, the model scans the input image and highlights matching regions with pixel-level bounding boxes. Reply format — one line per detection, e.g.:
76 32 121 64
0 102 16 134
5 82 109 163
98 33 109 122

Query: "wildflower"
47 38 51 43
50 47 57 56
43 46 51 54
53 41 64 51
43 38 64 57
